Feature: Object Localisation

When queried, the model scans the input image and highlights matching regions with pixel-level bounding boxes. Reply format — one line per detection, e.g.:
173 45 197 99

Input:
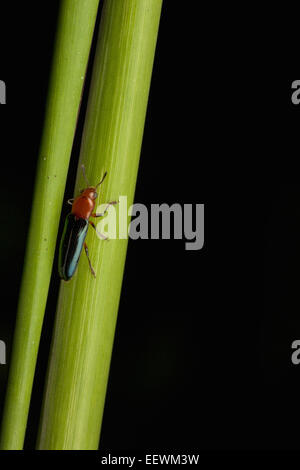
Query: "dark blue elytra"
58 213 89 281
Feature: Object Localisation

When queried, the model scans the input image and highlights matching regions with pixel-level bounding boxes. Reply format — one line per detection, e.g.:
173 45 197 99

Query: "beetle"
58 165 117 281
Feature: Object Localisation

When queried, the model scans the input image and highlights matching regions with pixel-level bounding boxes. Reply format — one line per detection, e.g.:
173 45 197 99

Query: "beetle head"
81 187 98 200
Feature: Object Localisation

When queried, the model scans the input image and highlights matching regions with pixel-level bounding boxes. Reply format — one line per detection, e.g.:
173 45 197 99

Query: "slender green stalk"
0 0 100 450
37 0 163 450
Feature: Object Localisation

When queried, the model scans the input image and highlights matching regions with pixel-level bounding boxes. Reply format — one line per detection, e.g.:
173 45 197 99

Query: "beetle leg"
92 200 118 218
89 220 109 240
67 198 75 205
84 242 96 278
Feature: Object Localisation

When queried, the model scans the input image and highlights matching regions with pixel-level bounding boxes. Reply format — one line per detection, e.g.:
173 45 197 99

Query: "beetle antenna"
81 164 90 187
96 171 107 188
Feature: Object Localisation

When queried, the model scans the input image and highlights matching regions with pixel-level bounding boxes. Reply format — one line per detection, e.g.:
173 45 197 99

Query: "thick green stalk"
0 0 100 450
38 0 163 450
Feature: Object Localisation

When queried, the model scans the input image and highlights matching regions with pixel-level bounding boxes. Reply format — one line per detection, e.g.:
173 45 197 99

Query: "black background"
0 1 294 454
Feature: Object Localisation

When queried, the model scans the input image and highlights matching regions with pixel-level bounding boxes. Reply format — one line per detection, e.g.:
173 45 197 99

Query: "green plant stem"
0 0 100 450
37 0 163 450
